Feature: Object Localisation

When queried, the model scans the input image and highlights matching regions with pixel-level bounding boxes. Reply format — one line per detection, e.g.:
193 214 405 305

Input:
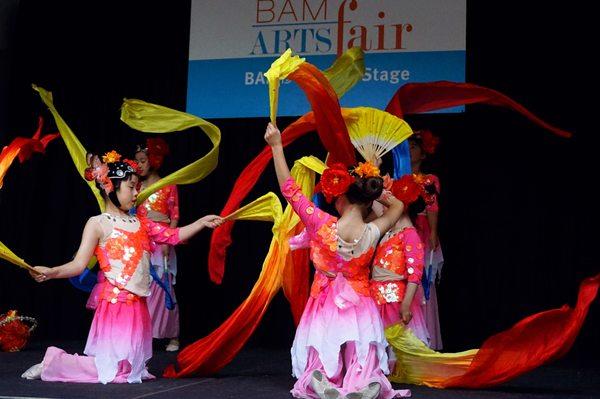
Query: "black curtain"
1 0 597 367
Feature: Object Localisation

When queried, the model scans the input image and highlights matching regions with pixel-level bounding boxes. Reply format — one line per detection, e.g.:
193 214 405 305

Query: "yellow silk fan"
343 107 413 163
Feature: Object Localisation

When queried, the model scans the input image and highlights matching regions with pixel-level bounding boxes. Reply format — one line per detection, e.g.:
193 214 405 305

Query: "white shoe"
345 382 381 399
310 370 341 399
165 338 179 352
21 363 43 380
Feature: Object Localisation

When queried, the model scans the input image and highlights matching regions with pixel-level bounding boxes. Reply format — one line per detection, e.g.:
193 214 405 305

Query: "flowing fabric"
34 86 221 209
385 81 572 138
164 157 325 377
265 47 364 124
386 273 599 388
0 116 59 189
391 141 411 179
287 62 355 167
208 49 365 286
0 241 39 275
211 80 573 288
264 48 306 123
120 99 221 205
34 85 105 209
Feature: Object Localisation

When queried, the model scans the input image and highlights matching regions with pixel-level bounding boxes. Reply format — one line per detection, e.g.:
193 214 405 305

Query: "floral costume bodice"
92 213 180 301
137 185 179 225
281 177 380 298
370 227 424 305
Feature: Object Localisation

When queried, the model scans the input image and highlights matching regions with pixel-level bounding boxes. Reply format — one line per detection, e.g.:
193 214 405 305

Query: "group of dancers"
1 48 596 399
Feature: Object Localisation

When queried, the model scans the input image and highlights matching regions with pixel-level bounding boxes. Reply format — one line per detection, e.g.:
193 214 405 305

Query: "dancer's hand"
200 215 224 229
400 302 413 324
161 245 170 257
264 123 282 147
376 189 394 206
30 266 55 283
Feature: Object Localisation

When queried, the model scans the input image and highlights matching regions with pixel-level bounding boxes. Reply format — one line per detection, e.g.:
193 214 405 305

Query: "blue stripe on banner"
187 50 465 118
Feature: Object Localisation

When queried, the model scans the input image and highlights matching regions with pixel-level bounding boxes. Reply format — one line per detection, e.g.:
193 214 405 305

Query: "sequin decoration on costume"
373 282 401 304
97 283 141 305
309 218 375 297
137 185 179 221
370 228 424 304
95 225 151 291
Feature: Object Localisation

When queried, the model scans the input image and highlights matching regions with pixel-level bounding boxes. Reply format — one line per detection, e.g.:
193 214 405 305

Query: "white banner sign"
188 0 466 118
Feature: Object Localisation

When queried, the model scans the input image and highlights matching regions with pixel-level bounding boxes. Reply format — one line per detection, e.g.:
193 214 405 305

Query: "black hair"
96 161 138 209
346 176 384 206
103 174 136 209
407 182 438 223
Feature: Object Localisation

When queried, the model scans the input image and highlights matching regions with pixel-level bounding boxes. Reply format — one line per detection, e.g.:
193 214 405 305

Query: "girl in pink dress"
22 150 222 384
409 130 443 350
370 174 437 369
135 138 181 352
264 123 410 399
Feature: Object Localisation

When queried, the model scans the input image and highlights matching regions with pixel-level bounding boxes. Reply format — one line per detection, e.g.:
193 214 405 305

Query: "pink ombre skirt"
290 273 410 398
42 280 153 384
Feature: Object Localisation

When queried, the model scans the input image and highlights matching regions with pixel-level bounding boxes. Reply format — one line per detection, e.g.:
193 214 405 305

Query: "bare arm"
400 282 418 324
264 123 291 187
31 218 102 281
427 210 439 249
371 191 404 235
177 215 222 242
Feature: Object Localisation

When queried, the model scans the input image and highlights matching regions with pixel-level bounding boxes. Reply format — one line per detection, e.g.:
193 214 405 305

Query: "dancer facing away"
409 130 443 349
135 138 181 352
264 123 410 399
22 150 222 384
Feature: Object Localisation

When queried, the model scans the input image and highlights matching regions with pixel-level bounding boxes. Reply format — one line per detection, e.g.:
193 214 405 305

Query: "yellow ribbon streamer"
171 156 325 376
265 47 365 124
386 323 478 387
33 85 105 210
0 241 41 275
120 99 221 205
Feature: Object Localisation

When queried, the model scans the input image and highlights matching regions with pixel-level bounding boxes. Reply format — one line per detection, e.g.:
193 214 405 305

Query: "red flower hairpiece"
415 130 440 155
391 174 423 206
146 138 170 170
315 163 355 203
84 153 113 194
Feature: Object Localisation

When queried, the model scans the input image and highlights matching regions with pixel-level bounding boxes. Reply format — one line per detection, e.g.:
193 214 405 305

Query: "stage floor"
1 341 598 399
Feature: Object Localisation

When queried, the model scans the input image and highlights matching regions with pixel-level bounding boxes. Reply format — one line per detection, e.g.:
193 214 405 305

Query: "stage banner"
188 0 466 118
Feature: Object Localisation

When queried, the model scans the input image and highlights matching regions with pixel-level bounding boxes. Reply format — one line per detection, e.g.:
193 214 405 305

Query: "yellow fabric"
224 192 282 228
120 99 221 205
323 46 365 98
264 49 306 123
169 156 324 376
386 323 478 387
265 47 365 123
33 85 105 210
0 241 39 274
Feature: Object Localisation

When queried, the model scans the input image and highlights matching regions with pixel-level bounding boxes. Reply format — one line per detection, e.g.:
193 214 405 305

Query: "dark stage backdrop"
1 0 597 367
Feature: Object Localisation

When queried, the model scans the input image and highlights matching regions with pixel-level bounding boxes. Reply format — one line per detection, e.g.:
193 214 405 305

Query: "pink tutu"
291 273 410 398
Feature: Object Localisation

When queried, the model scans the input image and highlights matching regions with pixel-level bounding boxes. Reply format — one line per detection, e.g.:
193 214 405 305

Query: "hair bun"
346 176 383 205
